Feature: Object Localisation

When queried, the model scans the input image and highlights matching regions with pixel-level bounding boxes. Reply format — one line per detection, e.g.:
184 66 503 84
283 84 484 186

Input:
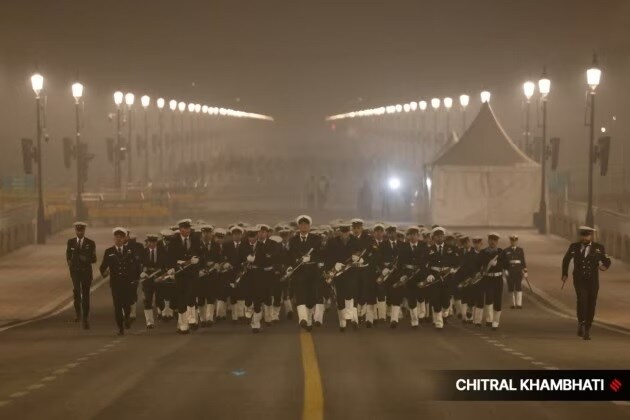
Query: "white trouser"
492 310 501 328
251 311 262 329
198 304 207 322
178 313 189 331
473 307 483 324
338 309 346 328
516 291 523 307
454 299 463 317
433 309 444 328
144 309 154 326
366 305 375 324
314 304 324 324
297 305 308 324
163 301 172 317
264 305 273 323
130 303 137 319
417 302 426 319
216 300 226 318
237 300 246 318
410 306 419 327
390 306 400 324
187 306 197 325
484 304 494 323
376 301 387 320
272 305 281 321
344 299 354 321
284 299 293 314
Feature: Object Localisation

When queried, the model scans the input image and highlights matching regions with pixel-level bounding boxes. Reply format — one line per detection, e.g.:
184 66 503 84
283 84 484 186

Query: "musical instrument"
280 248 314 282
324 248 367 284
376 257 398 285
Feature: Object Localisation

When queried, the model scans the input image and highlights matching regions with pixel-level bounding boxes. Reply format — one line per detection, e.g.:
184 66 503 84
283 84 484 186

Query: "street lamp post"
72 82 85 219
178 102 186 167
169 99 177 175
419 100 427 164
480 90 491 104
31 73 46 244
157 98 165 177
188 103 195 166
431 98 440 149
585 54 602 227
523 81 535 153
113 91 124 189
125 92 135 184
459 94 470 132
538 70 551 234
141 95 150 184
443 97 453 142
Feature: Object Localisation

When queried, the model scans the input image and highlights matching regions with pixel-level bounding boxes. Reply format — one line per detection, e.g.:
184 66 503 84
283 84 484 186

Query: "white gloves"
503 270 509 277
524 272 528 279
102 269 110 278
286 266 294 275
318 262 324 269
351 255 360 262
247 255 255 263
140 272 148 279
167 268 175 275
222 262 232 270
199 270 206 278
490 258 498 267
426 275 435 283
382 268 391 276
450 268 457 274
190 256 199 265
207 261 214 267
301 255 311 263
356 258 364 265
177 260 186 266
334 262 344 271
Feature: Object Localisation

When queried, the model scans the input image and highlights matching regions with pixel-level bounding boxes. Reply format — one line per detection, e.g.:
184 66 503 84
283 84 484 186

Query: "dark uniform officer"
278 227 294 320
375 224 400 322
212 228 230 322
66 221 97 329
99 227 142 335
350 218 374 324
197 225 218 327
288 215 322 331
140 234 167 329
166 219 202 334
425 227 460 330
248 224 279 333
562 226 611 340
459 236 483 323
125 230 145 323
503 233 528 309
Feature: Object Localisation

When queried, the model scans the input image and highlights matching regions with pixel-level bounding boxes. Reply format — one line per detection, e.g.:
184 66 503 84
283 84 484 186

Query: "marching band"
74 215 542 336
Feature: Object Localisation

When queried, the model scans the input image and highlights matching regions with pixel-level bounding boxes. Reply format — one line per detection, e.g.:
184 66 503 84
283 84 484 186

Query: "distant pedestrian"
66 222 97 330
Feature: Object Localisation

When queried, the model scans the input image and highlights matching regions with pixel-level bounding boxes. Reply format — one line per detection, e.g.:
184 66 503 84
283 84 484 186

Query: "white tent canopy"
428 103 540 227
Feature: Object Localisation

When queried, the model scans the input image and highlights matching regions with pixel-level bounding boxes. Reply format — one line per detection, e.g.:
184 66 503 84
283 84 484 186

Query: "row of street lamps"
520 54 602 233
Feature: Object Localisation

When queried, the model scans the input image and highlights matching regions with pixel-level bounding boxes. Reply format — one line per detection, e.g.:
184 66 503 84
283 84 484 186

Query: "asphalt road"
1 280 629 420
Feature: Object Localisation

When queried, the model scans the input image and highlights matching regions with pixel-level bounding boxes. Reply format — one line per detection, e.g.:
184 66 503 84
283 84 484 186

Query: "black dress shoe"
286 312 293 320
339 327 346 333
351 321 358 330
516 306 523 309
583 326 591 340
457 313 463 319
366 321 373 329
577 323 585 337
146 324 154 329
190 323 198 331
485 322 492 327
510 305 516 309
252 328 260 334
314 321 322 327
412 325 418 330
306 325 313 332
299 320 308 330
117 329 124 336
390 322 398 329
82 320 90 330
124 319 132 329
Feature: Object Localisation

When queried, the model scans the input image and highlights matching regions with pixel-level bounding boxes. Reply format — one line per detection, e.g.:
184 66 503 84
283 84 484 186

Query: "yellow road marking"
300 331 324 420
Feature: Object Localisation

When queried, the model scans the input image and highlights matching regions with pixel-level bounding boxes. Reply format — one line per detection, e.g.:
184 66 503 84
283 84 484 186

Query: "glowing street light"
125 92 135 106
157 98 165 109
169 99 177 111
431 98 440 110
459 94 470 131
178 101 186 112
537 68 551 234
125 93 135 182
141 95 150 108
585 54 602 227
443 97 453 109
388 177 401 191
480 91 491 103
72 82 84 102
114 91 124 106
419 100 427 111
31 72 45 243
72 81 85 219
523 81 535 101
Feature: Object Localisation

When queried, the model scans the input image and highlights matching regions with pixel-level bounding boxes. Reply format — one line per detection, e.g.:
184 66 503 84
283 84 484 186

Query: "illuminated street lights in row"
459 94 470 130
325 92 486 121
538 69 551 235
523 81 535 152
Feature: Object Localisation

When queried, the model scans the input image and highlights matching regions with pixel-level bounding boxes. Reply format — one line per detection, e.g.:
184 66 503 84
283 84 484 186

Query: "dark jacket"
99 244 141 286
66 236 97 275
324 235 361 270
562 241 611 282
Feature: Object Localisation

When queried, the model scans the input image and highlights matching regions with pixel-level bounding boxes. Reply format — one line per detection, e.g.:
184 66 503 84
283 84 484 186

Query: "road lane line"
53 368 68 374
299 331 324 420
9 391 28 398
0 400 10 407
41 376 56 382
27 384 45 390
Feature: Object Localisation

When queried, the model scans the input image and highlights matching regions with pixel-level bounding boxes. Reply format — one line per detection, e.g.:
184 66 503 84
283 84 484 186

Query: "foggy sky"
1 0 629 186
